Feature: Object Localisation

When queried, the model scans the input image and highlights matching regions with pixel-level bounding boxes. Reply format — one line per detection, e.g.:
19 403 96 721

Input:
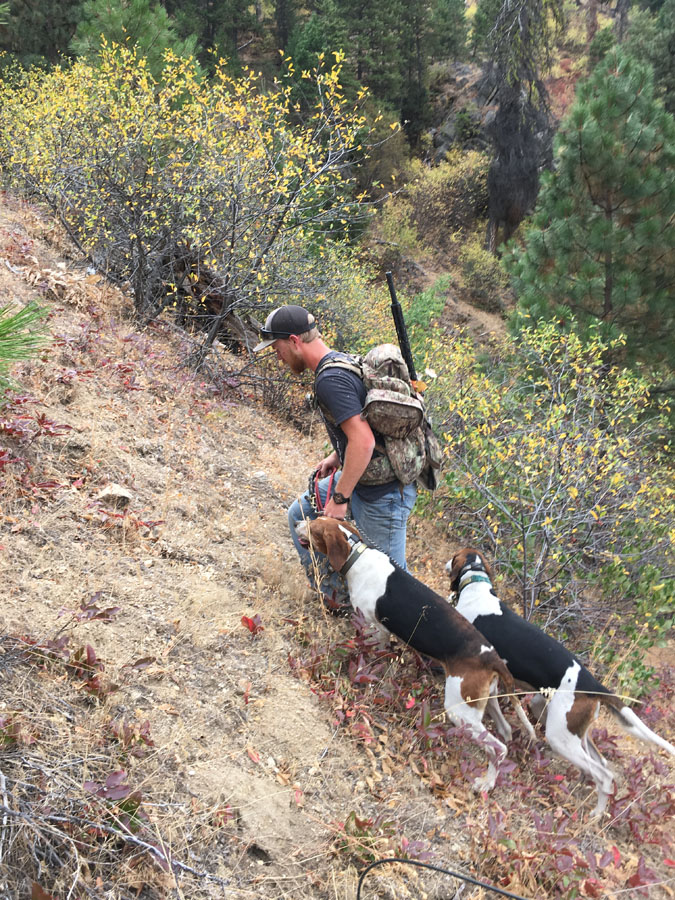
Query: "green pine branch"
0 302 46 390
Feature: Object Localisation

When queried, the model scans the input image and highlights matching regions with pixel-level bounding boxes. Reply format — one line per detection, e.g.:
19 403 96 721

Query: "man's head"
253 305 320 374
253 305 317 351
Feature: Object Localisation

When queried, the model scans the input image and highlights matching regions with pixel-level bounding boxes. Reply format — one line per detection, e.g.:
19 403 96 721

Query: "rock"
482 108 497 130
96 483 133 508
438 120 457 144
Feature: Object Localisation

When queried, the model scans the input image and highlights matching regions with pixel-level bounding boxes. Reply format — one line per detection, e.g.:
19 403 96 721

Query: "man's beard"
288 349 307 375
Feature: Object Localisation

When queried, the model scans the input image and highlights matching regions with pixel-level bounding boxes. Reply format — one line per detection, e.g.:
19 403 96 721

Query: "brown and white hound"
447 547 675 815
295 518 536 792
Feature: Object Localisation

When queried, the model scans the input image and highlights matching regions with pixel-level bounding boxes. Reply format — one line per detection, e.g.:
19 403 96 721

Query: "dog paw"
472 775 496 793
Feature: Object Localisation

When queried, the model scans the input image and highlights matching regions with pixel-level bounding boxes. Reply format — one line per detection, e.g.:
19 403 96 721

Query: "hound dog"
447 547 675 815
295 517 536 792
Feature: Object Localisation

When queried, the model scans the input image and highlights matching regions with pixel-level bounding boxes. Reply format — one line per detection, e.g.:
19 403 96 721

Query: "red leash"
310 469 335 514
313 468 335 512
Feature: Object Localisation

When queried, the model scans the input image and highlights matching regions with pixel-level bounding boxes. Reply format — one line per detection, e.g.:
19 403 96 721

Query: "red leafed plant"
83 770 148 834
241 614 264 635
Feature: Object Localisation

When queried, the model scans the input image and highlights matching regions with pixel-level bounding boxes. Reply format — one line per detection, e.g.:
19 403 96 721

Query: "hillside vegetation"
0 0 674 895
0 184 673 899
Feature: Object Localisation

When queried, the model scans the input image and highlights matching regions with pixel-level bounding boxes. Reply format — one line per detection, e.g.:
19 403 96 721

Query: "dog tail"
602 701 675 756
494 656 537 741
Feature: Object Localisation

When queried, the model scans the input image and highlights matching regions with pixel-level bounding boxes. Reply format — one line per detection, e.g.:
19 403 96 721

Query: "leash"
356 857 532 900
308 466 335 514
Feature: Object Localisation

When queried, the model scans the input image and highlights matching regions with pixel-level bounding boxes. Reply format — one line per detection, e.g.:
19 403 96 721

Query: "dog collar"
339 532 367 577
458 571 493 591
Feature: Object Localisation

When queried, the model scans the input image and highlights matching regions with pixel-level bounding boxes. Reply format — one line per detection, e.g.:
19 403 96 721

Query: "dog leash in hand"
308 466 336 514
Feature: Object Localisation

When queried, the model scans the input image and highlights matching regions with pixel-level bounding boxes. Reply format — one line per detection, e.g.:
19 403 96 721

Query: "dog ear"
447 551 465 593
323 523 351 572
474 549 495 581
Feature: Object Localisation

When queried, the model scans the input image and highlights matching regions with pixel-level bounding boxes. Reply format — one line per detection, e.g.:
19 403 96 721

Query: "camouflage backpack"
315 343 443 490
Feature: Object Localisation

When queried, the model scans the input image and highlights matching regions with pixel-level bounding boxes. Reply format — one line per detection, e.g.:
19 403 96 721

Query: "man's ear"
323 525 350 573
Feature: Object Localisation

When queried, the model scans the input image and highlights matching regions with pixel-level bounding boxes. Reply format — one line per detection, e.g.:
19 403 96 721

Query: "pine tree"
286 10 345 74
626 0 675 114
71 0 198 75
0 0 82 66
323 0 403 101
275 0 297 50
470 0 501 56
482 0 563 252
651 0 675 113
163 0 258 67
0 303 45 389
429 0 468 61
283 12 360 114
506 48 675 368
398 0 432 145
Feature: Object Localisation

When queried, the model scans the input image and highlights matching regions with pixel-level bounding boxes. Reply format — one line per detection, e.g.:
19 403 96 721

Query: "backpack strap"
315 353 363 380
314 354 395 485
314 354 364 426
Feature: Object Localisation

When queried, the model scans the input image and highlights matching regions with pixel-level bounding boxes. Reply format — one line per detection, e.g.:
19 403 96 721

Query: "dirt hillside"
0 193 673 900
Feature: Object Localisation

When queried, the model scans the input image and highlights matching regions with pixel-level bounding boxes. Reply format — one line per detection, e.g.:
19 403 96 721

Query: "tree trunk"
485 217 498 253
586 0 598 43
614 0 630 41
603 203 613 319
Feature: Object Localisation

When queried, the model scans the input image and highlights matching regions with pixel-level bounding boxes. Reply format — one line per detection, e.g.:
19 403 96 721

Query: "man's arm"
324 414 375 520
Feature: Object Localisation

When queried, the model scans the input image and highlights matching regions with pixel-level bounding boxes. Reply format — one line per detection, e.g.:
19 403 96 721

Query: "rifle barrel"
386 272 417 382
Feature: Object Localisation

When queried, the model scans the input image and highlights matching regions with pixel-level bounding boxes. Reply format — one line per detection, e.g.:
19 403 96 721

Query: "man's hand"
324 496 348 520
316 452 339 479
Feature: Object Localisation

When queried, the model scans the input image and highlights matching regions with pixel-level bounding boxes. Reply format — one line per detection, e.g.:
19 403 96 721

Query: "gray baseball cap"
253 305 316 351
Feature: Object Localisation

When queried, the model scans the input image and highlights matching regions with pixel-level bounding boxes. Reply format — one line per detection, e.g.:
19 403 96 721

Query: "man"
253 304 417 614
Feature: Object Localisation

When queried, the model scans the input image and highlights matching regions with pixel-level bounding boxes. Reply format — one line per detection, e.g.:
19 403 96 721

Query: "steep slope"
0 194 673 900
0 194 461 899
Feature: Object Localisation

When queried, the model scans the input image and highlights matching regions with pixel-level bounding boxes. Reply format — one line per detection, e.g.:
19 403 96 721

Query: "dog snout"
295 521 310 546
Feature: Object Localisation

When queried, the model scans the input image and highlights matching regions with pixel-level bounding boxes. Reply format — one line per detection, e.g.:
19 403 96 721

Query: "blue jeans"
288 473 417 600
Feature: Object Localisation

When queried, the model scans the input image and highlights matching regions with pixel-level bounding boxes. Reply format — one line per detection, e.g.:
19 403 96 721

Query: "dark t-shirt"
314 351 398 501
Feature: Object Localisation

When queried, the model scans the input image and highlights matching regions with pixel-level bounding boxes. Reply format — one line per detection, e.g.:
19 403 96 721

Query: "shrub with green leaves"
458 236 507 312
406 276 450 357
405 150 489 251
433 320 672 682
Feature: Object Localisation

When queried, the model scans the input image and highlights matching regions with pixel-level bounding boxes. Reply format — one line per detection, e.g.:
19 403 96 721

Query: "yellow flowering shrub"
432 320 673 683
457 234 508 312
307 244 393 353
0 45 375 344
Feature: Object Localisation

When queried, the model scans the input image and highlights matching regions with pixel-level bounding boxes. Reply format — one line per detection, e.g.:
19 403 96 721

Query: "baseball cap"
253 305 316 352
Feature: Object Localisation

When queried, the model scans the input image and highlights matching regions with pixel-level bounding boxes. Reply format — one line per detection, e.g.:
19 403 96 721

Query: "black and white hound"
447 547 675 815
295 518 536 792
